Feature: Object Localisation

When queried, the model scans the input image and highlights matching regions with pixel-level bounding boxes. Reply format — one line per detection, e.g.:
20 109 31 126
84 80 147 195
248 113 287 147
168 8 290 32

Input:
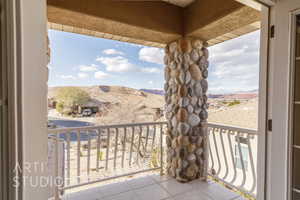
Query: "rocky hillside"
48 85 165 124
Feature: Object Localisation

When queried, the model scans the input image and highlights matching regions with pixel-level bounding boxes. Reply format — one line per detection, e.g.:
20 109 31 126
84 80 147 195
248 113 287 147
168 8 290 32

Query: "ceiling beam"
47 0 261 47
184 0 261 41
47 0 183 45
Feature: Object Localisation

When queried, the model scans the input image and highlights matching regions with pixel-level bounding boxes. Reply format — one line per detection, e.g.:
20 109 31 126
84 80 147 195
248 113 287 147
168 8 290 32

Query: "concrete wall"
20 0 49 199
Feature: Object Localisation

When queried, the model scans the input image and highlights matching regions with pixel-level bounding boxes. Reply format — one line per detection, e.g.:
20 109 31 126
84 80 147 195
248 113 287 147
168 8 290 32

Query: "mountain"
140 89 165 96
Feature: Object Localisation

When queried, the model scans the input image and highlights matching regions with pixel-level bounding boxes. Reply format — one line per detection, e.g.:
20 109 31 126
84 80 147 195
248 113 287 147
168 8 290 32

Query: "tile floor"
62 174 244 200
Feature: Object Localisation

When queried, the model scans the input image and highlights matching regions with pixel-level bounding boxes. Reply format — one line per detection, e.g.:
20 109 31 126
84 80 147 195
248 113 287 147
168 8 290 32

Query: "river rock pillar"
164 38 209 182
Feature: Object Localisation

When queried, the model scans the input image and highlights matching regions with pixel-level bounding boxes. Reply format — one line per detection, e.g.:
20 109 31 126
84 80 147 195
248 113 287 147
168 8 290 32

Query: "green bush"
228 100 241 106
56 87 90 108
56 102 64 114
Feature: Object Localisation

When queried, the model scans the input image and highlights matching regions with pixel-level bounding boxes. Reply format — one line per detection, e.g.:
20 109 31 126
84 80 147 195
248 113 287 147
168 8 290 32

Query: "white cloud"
79 64 98 72
139 47 164 65
96 56 136 72
140 67 161 74
148 81 154 85
208 30 260 94
59 75 76 80
94 71 109 79
78 73 89 79
102 49 125 55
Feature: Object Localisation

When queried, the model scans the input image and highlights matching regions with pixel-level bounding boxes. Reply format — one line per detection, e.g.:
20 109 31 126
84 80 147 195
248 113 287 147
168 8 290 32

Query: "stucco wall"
20 0 49 199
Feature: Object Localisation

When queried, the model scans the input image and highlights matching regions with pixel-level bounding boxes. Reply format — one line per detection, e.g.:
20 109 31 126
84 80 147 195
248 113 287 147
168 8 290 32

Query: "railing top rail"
207 123 258 135
48 121 168 133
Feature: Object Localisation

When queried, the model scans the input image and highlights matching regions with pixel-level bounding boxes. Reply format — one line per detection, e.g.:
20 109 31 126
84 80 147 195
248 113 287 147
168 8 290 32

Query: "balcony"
48 122 257 200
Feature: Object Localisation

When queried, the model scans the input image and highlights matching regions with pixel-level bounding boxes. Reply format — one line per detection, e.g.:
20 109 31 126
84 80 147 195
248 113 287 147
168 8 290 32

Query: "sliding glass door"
291 13 300 200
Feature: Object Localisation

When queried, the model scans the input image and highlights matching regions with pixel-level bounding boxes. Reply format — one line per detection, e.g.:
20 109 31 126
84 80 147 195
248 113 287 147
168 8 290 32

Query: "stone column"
164 37 209 182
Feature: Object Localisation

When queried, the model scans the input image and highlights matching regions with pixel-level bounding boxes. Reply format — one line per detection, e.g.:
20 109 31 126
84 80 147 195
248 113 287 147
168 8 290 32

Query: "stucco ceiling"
162 0 195 7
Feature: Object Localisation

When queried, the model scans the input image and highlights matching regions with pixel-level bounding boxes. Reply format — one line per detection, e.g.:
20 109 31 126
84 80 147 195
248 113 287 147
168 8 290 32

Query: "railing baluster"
129 127 134 167
227 130 237 184
212 128 221 175
114 128 119 170
219 129 229 179
87 131 91 181
151 125 157 153
121 127 127 168
137 126 142 165
77 130 81 184
54 133 59 200
160 124 164 175
145 125 150 154
66 133 71 186
247 135 257 193
106 128 110 170
47 122 257 198
96 129 101 171
237 132 246 188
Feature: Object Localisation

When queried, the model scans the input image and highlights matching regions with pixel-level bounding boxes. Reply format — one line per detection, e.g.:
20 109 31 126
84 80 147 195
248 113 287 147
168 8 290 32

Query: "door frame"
288 8 300 200
1 0 23 199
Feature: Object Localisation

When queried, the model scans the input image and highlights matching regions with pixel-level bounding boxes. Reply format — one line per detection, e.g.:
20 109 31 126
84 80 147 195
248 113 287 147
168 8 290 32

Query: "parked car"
82 109 92 117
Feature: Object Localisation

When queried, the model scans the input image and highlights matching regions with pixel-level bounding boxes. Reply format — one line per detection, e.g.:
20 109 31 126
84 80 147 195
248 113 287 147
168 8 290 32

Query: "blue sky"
48 29 260 94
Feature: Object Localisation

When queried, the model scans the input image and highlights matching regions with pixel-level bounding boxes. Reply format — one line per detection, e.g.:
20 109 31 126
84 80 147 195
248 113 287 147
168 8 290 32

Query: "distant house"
78 99 101 114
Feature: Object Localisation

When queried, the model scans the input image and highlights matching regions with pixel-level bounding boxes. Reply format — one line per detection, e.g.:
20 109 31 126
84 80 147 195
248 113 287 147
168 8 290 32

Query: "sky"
48 29 260 94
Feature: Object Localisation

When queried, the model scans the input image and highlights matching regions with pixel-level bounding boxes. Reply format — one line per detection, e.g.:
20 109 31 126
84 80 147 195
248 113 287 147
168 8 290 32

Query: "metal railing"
48 121 167 197
48 122 257 199
207 123 258 198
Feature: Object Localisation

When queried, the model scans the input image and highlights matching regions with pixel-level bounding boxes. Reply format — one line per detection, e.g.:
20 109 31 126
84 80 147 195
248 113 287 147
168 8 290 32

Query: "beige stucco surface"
47 0 261 47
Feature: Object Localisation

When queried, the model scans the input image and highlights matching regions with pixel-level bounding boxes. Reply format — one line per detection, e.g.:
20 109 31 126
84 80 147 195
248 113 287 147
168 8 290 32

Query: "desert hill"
48 85 165 124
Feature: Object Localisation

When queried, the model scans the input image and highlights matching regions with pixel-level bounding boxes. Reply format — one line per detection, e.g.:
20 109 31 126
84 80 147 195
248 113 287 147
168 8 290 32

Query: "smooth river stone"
171 69 179 79
164 54 169 65
185 71 191 84
169 41 177 53
186 164 199 178
189 64 202 81
187 153 196 162
202 69 208 79
192 39 203 49
194 82 203 97
190 49 200 62
200 110 208 120
194 108 202 115
177 108 188 122
178 159 189 169
178 135 189 146
187 105 194 113
178 85 188 97
177 122 190 135
171 116 177 128
195 148 203 156
203 48 209 59
179 71 185 84
164 67 170 82
190 96 198 106
179 97 189 107
169 61 177 69
187 143 197 153
179 39 192 53
188 114 200 126
183 52 190 62
201 79 208 93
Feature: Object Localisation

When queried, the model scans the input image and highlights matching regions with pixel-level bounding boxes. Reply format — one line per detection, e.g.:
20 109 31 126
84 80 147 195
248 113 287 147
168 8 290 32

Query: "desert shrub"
98 151 104 161
56 101 64 114
228 100 241 106
55 87 90 113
